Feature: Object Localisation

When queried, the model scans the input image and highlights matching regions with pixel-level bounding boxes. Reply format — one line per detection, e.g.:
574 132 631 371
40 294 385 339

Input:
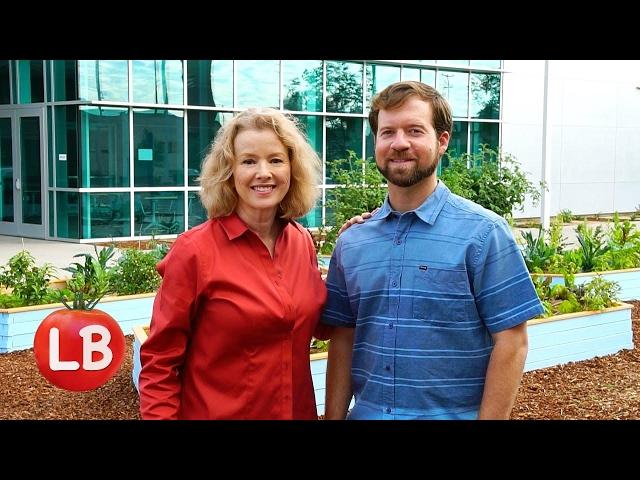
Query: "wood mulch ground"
1 301 638 420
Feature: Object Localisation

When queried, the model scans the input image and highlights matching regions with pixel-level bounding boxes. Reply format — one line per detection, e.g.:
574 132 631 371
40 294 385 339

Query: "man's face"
374 96 449 187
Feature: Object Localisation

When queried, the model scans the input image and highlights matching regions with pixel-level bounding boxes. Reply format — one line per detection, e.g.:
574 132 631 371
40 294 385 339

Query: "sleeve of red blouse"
138 235 201 420
303 229 333 341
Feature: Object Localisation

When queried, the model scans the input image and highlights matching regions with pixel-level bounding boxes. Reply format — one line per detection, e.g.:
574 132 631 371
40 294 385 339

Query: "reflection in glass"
283 60 322 112
293 114 323 159
133 60 183 105
0 118 13 221
441 121 468 171
78 60 128 102
236 60 279 108
470 60 501 69
325 116 363 184
326 62 363 114
187 60 233 107
188 191 208 229
49 191 54 236
80 106 129 187
366 64 400 108
188 110 231 185
471 73 500 119
47 107 53 187
0 61 10 104
297 195 322 228
17 60 44 104
83 192 131 238
55 106 80 188
56 191 80 239
133 108 184 187
53 60 77 101
471 121 499 155
437 70 468 117
135 191 184 236
20 116 41 225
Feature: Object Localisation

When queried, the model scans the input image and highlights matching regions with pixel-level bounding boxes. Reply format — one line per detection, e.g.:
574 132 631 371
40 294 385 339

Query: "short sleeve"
321 238 356 328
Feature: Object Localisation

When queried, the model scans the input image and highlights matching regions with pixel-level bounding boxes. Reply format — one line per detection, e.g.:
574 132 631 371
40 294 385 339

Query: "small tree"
322 152 387 254
440 145 543 219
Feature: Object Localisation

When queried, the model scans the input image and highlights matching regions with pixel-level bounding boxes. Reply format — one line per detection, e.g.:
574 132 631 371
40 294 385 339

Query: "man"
321 81 543 420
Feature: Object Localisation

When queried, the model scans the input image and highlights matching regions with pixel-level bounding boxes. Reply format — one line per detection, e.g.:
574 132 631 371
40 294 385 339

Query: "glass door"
0 108 46 238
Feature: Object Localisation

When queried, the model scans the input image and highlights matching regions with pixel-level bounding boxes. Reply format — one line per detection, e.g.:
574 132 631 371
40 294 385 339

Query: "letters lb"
33 309 126 391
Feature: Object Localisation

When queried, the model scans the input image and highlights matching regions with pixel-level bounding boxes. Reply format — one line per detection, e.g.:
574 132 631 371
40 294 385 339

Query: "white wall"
502 60 640 219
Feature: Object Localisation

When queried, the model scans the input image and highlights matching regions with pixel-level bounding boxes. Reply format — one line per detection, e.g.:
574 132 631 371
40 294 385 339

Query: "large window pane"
80 106 129 188
188 110 231 186
297 194 322 228
83 192 131 238
283 60 323 112
78 60 128 102
471 73 500 119
17 60 44 104
325 116 363 184
437 70 468 117
134 191 184 236
0 60 10 104
326 61 363 114
133 108 184 187
0 118 13 222
133 60 183 105
441 121 468 172
55 105 80 188
438 60 470 67
188 191 207 229
187 60 233 108
236 60 279 108
56 191 80 239
399 67 435 87
470 60 501 69
365 64 400 108
293 114 323 159
53 60 78 101
470 122 499 154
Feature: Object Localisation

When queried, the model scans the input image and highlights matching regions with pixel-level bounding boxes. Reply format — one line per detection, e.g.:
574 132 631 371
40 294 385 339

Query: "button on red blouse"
139 213 329 419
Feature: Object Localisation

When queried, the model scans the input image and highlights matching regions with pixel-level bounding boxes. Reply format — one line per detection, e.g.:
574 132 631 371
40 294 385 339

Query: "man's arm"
324 326 355 420
477 322 528 419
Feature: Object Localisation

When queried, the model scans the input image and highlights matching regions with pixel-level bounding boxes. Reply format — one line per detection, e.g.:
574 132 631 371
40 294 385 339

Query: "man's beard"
376 157 438 188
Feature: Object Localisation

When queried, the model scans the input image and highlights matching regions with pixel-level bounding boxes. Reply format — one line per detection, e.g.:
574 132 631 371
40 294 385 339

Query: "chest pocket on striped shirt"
411 267 471 321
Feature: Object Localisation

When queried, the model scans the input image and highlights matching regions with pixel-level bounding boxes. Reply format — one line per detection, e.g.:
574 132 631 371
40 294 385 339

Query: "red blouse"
139 213 329 420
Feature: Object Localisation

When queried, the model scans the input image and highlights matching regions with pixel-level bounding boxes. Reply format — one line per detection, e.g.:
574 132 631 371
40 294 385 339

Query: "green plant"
575 222 610 272
322 152 387 254
558 208 573 223
0 250 58 306
58 246 115 310
310 338 329 353
440 145 544 218
110 249 162 296
533 274 620 318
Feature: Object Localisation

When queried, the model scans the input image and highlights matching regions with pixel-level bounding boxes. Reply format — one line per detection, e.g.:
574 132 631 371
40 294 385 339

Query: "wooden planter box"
524 303 634 372
0 293 156 353
531 269 640 301
132 325 332 415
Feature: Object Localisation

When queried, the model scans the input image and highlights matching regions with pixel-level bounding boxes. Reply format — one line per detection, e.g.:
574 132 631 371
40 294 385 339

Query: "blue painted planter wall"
524 303 633 372
0 293 155 353
531 269 640 301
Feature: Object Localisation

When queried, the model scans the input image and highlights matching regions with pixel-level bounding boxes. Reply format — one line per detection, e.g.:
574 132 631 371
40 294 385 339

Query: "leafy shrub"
321 152 387 254
110 249 161 296
0 250 57 306
440 145 543 218
558 209 573 223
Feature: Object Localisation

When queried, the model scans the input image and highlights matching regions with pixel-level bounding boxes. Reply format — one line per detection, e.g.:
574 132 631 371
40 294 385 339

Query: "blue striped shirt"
321 181 543 420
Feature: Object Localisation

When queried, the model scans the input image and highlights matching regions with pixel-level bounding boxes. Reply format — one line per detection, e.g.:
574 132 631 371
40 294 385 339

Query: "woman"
139 108 329 419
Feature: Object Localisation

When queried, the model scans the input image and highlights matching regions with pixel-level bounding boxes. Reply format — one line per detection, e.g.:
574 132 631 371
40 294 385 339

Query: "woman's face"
232 128 291 218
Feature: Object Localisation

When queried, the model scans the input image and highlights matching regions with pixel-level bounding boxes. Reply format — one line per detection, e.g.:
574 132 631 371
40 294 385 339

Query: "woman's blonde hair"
198 108 321 220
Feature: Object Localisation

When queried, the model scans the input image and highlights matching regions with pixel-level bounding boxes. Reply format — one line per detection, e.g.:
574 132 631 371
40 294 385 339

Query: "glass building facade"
0 59 502 241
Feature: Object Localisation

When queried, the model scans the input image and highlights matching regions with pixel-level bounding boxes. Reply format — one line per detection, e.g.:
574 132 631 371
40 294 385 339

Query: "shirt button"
388 323 393 329
395 239 402 245
391 281 397 287
277 273 282 278
385 365 391 371
386 407 391 414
